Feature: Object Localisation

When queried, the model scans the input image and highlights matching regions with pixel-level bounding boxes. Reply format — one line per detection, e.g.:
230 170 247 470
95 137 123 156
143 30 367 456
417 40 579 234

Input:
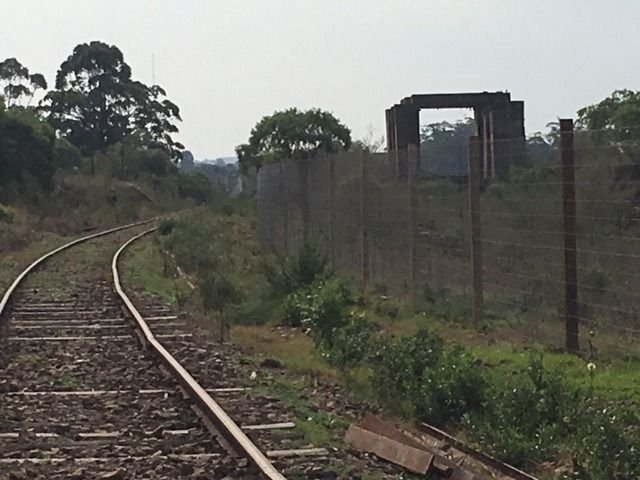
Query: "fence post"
328 155 336 269
468 136 483 323
561 119 580 353
407 144 419 298
361 150 370 287
279 160 289 255
299 159 310 242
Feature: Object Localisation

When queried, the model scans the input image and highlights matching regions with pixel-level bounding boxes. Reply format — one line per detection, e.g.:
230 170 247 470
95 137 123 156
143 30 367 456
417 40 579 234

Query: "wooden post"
361 150 370 287
561 119 580 353
328 155 336 269
408 144 419 298
482 114 488 179
468 136 483 323
489 111 496 179
299 159 310 242
279 161 289 255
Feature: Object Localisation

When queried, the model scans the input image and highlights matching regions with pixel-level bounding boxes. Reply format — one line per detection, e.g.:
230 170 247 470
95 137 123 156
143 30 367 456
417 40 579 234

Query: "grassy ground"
233 317 640 405
121 204 640 403
0 231 68 293
120 204 640 478
121 239 187 306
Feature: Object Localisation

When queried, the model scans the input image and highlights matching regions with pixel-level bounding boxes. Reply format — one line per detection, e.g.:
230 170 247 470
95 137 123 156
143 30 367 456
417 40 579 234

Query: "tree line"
0 41 184 202
235 90 640 178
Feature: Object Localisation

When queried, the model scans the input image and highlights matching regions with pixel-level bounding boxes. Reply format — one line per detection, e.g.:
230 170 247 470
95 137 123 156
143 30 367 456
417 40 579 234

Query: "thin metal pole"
561 118 580 353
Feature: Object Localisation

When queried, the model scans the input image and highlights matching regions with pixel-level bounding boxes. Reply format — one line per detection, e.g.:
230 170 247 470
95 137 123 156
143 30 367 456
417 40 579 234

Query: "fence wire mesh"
256 124 640 350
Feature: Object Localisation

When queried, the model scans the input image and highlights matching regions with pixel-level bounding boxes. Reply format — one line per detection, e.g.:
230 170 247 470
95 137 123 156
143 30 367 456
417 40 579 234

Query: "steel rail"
0 219 155 319
112 229 287 480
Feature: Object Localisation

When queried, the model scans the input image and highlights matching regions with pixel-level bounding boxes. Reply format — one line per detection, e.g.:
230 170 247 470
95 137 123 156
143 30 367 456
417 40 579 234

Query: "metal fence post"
361 150 370 287
468 136 483 323
560 119 580 353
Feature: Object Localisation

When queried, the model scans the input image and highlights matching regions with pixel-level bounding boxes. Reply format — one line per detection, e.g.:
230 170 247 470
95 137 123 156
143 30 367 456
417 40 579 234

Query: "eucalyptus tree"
0 57 47 107
42 41 183 173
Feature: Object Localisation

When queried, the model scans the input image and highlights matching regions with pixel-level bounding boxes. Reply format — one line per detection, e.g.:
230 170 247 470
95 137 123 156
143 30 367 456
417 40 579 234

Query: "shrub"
199 272 242 313
321 312 376 370
280 288 312 327
157 219 176 236
463 354 580 467
300 279 353 347
371 329 485 426
571 404 640 480
264 243 329 297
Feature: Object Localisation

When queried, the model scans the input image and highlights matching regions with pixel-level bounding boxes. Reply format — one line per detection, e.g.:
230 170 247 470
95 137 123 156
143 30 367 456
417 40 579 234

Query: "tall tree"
42 41 183 169
129 83 184 158
577 89 640 143
0 57 47 108
236 108 351 173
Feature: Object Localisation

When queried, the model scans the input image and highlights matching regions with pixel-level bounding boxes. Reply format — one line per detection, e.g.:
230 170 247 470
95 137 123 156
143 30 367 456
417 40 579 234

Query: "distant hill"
201 156 237 166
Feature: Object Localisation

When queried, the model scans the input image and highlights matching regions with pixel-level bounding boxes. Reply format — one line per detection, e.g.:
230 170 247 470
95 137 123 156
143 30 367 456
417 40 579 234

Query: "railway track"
0 220 538 480
0 222 356 479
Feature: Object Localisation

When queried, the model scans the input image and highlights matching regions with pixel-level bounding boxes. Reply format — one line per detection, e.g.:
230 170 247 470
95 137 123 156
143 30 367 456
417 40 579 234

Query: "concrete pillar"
482 112 489 179
489 111 495 178
385 108 396 151
387 105 419 181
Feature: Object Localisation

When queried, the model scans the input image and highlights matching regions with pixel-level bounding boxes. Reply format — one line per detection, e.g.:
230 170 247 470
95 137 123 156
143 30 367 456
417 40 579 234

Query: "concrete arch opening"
386 92 525 179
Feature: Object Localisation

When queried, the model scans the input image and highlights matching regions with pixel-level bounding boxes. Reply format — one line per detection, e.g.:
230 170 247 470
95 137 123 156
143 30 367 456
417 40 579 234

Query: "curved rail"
0 219 155 318
112 229 287 480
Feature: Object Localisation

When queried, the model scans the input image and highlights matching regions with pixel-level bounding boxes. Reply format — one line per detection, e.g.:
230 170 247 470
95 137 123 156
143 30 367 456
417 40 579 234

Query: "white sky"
2 1 640 159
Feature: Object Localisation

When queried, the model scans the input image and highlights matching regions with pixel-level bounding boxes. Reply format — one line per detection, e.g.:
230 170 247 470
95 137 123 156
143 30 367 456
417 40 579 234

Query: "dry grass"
231 325 338 381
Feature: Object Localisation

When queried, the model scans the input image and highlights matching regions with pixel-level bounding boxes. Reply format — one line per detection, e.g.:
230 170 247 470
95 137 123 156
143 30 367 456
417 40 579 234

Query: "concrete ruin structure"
386 92 525 178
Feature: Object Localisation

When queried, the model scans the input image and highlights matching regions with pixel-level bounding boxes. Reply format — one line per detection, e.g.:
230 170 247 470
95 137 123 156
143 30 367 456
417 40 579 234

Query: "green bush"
371 329 485 426
463 354 580 467
157 219 176 236
300 279 353 347
199 272 242 313
278 277 376 371
264 243 329 297
571 404 640 480
280 288 314 327
321 312 376 370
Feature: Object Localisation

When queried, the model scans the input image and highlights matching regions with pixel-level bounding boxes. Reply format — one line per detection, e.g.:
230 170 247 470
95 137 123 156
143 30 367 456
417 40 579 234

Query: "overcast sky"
2 1 640 159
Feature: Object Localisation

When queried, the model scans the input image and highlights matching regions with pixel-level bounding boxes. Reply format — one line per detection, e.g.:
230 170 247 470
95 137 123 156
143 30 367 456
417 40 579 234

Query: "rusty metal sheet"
345 424 434 474
358 414 429 450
